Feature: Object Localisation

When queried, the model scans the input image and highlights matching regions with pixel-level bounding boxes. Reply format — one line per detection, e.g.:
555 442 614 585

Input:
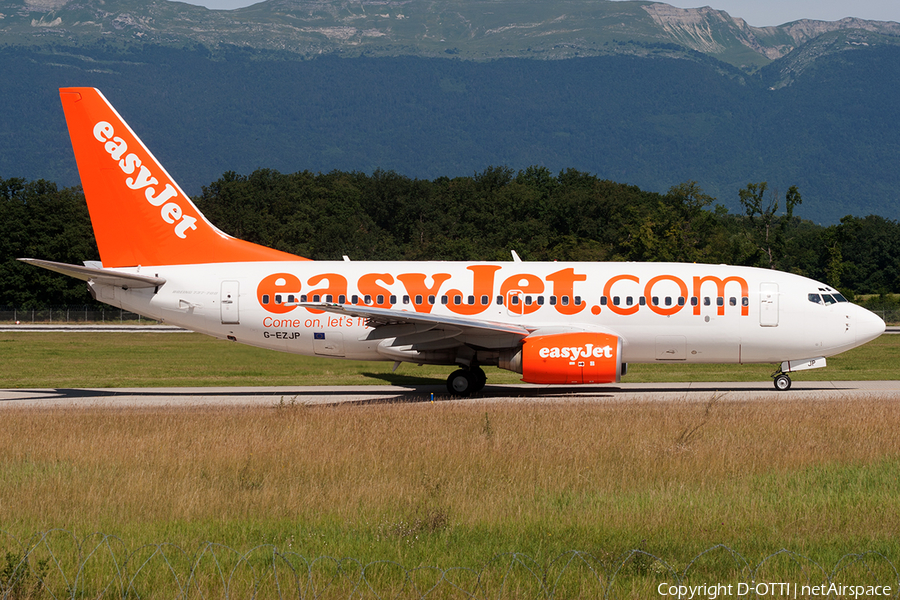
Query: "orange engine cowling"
502 332 623 384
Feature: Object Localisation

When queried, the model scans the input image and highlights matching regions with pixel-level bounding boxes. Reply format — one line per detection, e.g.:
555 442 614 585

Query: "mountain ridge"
3 0 900 73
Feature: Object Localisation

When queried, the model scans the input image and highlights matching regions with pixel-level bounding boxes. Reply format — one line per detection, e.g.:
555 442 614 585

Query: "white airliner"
22 88 886 394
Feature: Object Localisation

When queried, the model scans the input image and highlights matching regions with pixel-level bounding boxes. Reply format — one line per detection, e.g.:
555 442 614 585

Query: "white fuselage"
92 260 885 367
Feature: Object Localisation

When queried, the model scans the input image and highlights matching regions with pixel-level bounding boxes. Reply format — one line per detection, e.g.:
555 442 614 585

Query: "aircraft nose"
855 305 886 344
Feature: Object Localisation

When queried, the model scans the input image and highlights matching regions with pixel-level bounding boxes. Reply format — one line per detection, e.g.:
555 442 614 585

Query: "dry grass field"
2 398 899 583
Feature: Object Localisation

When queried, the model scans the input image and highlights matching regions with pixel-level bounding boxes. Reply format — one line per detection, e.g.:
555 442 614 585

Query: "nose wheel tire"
773 373 792 391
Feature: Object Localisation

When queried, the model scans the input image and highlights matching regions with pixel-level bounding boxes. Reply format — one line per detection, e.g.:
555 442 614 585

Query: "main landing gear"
446 366 487 396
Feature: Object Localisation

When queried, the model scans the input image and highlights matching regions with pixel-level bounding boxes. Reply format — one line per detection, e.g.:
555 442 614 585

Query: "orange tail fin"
60 87 307 268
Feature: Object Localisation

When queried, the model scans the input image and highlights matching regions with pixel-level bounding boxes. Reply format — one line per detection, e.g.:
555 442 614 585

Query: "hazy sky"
175 0 900 27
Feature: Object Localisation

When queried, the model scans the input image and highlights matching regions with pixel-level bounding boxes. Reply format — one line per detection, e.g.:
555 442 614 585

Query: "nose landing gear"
771 357 826 391
773 372 792 391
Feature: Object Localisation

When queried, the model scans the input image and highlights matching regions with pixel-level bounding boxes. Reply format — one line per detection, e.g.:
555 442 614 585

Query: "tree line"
1 169 899 309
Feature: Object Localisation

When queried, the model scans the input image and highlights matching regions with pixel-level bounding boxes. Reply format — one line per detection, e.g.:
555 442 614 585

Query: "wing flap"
299 303 530 338
361 322 441 341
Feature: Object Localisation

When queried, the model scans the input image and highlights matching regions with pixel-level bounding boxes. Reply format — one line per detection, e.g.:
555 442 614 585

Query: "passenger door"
759 283 779 327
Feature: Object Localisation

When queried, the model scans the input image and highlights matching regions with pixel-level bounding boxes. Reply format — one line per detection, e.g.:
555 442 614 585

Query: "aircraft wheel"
447 369 476 396
470 366 487 393
774 373 792 391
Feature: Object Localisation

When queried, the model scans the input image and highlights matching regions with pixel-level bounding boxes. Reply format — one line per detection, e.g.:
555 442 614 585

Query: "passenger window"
326 294 333 303
665 297 672 306
652 297 659 306
639 297 646 306
742 297 749 307
376 295 384 304
454 295 462 305
511 296 520 305
574 296 581 305
467 295 475 305
496 295 504 305
561 296 570 306
300 295 307 302
626 296 633 306
678 297 685 306
415 295 423 305
275 294 282 304
262 294 270 305
351 295 359 304
441 295 448 305
481 295 489 305
704 297 711 306
716 297 724 306
613 296 620 306
429 295 436 305
338 294 346 304
537 296 544 306
550 296 557 306
389 294 396 304
288 294 295 303
729 297 737 306
600 296 608 306
363 295 371 304
690 297 698 306
525 296 532 305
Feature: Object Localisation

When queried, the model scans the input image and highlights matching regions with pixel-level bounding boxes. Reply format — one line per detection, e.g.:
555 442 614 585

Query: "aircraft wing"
19 258 166 289
298 303 530 349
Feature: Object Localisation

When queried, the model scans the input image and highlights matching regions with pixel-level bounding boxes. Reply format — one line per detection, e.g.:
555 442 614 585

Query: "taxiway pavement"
1 380 898 409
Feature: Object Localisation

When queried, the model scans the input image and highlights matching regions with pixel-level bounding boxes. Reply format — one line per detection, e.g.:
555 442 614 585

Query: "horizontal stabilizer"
18 258 165 289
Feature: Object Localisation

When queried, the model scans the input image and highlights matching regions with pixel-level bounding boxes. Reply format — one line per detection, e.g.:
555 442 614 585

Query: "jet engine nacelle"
500 332 623 384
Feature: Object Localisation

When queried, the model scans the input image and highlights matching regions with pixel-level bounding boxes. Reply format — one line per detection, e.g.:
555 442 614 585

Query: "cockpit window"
808 293 822 304
821 294 837 305
833 293 849 302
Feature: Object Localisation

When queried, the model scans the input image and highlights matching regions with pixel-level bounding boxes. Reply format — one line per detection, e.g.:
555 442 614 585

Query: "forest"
1 169 898 310
3 44 900 224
